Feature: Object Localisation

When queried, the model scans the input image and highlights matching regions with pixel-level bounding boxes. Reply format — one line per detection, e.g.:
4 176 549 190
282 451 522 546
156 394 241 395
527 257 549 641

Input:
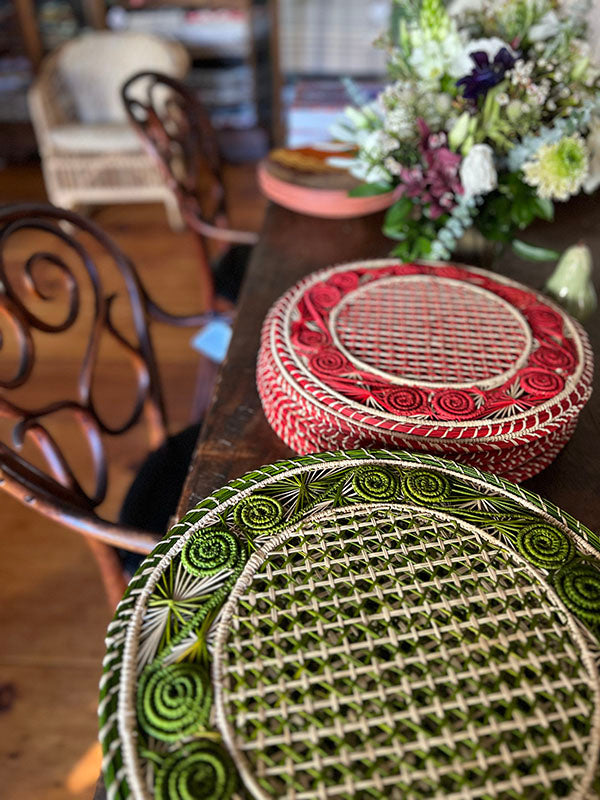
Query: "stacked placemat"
99 450 600 799
257 259 593 481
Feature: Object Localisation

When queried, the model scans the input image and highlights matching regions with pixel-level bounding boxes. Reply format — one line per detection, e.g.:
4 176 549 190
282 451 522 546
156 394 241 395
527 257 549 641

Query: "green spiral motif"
401 469 451 505
182 528 246 577
517 523 574 570
155 740 237 800
233 494 284 533
137 663 212 742
352 466 400 502
554 560 600 624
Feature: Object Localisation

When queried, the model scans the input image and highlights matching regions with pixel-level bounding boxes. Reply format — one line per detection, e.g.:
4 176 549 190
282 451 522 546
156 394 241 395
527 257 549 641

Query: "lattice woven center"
330 276 530 388
216 506 596 800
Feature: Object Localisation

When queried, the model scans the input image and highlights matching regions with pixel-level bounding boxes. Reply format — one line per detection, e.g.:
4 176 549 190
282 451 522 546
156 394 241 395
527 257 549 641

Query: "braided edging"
98 449 600 799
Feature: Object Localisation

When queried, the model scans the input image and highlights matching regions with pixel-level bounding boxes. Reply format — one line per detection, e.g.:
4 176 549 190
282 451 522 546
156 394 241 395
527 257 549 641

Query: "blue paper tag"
190 318 232 363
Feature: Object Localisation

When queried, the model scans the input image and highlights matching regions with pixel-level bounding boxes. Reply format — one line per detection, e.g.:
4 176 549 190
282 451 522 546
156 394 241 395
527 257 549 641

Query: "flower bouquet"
330 0 600 263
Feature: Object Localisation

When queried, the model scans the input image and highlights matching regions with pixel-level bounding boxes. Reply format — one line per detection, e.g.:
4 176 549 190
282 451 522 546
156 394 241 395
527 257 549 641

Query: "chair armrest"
28 55 77 154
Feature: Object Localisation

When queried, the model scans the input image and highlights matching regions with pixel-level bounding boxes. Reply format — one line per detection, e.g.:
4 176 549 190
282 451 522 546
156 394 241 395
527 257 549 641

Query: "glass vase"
453 227 500 270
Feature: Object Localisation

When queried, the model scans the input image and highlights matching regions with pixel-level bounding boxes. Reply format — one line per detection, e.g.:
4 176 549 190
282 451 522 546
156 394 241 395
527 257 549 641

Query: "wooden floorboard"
0 162 266 799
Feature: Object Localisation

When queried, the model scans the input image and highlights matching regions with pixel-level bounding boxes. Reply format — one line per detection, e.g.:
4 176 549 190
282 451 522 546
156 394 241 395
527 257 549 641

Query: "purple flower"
399 120 463 219
456 47 516 100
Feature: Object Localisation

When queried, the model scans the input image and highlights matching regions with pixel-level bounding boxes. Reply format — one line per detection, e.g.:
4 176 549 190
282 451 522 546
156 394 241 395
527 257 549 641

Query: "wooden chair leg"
84 537 128 610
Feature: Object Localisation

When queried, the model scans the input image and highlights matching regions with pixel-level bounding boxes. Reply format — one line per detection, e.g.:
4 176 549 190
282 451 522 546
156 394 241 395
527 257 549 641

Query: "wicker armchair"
28 32 189 228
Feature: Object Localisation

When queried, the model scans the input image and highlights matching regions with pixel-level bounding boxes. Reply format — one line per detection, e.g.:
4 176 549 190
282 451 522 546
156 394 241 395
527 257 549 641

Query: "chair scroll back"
0 204 205 553
122 72 258 307
122 73 224 228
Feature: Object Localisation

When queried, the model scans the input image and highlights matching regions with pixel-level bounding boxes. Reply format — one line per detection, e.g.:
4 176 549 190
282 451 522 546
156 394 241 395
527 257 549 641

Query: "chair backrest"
122 71 258 248
122 71 224 222
51 32 189 125
0 204 206 555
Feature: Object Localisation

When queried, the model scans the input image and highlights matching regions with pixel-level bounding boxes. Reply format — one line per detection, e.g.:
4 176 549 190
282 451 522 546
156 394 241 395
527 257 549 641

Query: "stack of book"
285 79 382 147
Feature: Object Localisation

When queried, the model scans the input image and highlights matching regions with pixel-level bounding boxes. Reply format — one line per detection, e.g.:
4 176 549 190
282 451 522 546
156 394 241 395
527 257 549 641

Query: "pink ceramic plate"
257 161 400 219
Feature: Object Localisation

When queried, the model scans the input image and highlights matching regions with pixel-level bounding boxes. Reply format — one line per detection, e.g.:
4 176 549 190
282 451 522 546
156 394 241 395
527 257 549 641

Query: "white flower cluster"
408 29 467 85
506 59 551 107
380 81 453 138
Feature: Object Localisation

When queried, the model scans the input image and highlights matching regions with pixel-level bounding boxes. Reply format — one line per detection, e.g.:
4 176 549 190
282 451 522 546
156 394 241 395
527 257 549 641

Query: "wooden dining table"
94 192 600 799
178 194 600 532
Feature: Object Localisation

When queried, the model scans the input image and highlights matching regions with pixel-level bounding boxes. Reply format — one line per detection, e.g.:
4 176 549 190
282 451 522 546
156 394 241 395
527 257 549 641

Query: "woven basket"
99 450 600 800
257 260 593 481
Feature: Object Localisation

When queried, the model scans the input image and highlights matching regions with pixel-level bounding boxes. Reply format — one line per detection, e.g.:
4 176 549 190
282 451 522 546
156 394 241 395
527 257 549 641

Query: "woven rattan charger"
99 449 600 800
257 260 593 483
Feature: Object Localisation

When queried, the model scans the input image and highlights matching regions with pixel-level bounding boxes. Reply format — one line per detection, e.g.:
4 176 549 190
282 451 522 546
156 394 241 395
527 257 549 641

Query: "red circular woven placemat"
257 260 593 480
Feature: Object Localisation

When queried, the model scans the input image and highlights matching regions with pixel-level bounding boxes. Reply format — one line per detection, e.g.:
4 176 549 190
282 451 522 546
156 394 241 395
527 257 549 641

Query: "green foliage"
383 195 414 232
474 84 518 152
383 196 442 258
348 181 393 197
419 0 450 40
475 172 555 246
512 239 561 261
497 0 551 42
381 174 558 261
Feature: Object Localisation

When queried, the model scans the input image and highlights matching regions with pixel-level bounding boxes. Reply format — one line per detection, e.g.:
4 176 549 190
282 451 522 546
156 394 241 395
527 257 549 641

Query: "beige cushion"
49 123 142 153
56 31 188 124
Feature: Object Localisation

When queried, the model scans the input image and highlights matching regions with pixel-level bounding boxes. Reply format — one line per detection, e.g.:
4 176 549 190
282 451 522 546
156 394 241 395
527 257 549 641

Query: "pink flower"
400 119 463 219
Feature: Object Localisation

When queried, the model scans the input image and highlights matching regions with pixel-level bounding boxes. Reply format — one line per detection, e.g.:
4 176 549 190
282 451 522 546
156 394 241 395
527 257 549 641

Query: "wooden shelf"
11 0 282 143
105 0 252 9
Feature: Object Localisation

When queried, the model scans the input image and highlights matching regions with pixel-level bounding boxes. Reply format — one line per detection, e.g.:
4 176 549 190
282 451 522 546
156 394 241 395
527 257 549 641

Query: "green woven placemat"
99 450 600 800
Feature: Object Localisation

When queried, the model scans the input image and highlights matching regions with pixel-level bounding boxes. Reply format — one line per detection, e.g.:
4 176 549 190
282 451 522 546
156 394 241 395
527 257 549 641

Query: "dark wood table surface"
95 194 600 798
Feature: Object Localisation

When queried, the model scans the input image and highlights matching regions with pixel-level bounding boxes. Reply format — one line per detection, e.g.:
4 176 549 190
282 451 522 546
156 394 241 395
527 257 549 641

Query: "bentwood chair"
121 71 258 312
0 204 213 607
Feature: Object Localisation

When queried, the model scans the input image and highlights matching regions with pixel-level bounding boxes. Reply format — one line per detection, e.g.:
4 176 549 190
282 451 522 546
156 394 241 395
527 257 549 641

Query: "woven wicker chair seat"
99 450 600 800
257 260 593 482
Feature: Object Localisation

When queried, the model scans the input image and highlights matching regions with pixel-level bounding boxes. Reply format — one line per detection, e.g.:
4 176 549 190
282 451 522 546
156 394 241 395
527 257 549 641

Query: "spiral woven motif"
99 452 600 800
402 469 452 505
527 305 564 335
517 523 574 570
308 283 341 310
352 466 400 501
520 368 565 397
494 285 533 309
531 344 576 372
377 386 427 414
554 560 600 624
233 494 284 533
137 663 212 742
308 349 350 375
290 324 330 351
328 271 360 292
430 389 478 420
154 741 237 800
182 529 246 577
